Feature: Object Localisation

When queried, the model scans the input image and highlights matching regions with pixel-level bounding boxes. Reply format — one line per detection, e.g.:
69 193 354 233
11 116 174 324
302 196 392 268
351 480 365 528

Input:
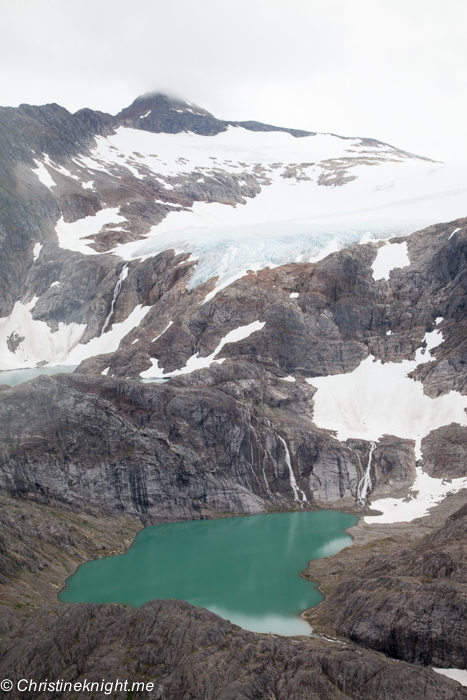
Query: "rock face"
75 218 467 391
0 364 364 521
312 502 467 669
421 424 467 479
1 91 467 697
2 219 467 519
0 599 465 700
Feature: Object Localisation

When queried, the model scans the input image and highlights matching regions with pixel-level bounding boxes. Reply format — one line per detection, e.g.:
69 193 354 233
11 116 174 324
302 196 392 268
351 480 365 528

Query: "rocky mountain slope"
1 217 467 523
306 500 467 670
1 92 466 371
1 599 466 700
1 92 467 693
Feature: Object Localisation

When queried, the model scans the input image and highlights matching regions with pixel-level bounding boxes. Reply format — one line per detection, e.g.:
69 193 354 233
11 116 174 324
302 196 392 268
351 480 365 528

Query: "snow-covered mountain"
1 92 466 373
1 91 467 522
3 95 467 681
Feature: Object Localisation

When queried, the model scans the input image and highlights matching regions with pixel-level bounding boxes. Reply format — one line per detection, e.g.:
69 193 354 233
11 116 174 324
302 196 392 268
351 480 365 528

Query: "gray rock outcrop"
1 599 465 700
313 502 467 669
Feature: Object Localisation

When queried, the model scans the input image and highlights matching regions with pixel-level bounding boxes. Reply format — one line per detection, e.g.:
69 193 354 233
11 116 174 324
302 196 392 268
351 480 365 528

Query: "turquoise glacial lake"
0 366 78 386
61 510 357 635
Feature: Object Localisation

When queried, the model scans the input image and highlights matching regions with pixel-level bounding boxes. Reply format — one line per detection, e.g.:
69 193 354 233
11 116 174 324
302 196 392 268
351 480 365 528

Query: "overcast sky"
1 0 466 162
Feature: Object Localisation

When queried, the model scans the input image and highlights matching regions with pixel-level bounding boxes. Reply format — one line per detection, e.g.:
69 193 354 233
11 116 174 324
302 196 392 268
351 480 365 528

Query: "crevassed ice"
44 123 467 297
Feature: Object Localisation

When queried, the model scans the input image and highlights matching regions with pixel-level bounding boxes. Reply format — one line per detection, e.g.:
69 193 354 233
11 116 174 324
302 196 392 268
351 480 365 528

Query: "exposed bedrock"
312 502 467 669
421 424 467 479
23 247 199 341
0 599 465 700
71 218 467 398
0 361 418 522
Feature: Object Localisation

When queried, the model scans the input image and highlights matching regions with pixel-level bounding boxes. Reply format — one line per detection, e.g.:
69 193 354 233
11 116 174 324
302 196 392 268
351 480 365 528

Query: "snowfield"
140 321 266 379
307 326 467 522
0 298 151 370
44 124 467 297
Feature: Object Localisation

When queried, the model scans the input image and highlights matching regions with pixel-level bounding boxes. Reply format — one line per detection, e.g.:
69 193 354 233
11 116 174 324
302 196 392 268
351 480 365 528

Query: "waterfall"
356 441 377 506
278 436 308 505
101 265 129 335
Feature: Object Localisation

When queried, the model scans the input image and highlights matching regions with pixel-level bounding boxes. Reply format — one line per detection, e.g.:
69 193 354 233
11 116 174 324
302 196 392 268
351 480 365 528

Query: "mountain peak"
115 92 227 136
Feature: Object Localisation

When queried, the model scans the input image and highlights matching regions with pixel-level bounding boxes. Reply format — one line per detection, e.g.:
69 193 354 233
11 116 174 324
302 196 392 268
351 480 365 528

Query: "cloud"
1 0 466 161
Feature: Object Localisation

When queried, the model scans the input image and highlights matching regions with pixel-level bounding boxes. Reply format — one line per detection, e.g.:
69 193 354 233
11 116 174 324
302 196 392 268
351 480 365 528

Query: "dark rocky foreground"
307 500 467 669
0 492 140 609
1 599 466 700
2 491 467 698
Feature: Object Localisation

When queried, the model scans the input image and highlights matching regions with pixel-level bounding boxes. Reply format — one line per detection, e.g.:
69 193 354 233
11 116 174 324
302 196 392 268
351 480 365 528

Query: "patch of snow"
372 241 410 280
154 178 174 190
101 366 110 375
290 292 299 298
141 320 265 378
0 291 151 371
43 155 79 181
386 330 392 335
414 326 444 364
433 668 467 687
281 375 296 382
33 243 43 262
0 298 86 370
364 467 467 524
82 181 94 190
140 110 151 118
32 160 55 189
131 338 139 344
307 352 467 448
50 281 60 288
152 320 173 342
66 305 151 365
309 239 340 262
449 227 461 240
56 207 127 255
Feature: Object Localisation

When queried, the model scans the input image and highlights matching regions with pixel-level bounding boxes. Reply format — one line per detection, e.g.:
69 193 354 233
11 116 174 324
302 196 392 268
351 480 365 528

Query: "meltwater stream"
61 510 357 636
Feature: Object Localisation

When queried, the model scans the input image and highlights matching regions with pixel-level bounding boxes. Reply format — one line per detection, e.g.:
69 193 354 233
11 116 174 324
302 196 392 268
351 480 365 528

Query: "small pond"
0 365 78 386
60 510 357 635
